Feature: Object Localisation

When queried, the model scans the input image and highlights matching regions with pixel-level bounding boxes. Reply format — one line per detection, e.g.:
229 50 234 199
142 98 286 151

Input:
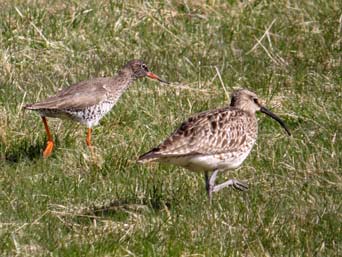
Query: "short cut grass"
0 0 341 256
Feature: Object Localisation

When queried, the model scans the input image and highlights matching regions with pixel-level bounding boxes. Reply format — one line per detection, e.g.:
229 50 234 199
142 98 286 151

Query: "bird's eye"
253 98 258 104
141 64 148 71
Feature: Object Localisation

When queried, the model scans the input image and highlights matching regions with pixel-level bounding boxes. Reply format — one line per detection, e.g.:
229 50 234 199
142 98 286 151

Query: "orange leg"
41 117 54 158
86 128 95 155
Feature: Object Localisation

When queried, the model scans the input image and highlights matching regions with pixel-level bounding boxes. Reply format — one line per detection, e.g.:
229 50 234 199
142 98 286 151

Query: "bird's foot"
87 144 95 157
205 170 248 203
212 179 249 193
85 146 103 168
232 179 249 191
43 140 54 158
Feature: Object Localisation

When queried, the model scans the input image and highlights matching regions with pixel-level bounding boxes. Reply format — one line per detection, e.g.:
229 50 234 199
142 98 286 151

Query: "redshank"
138 89 291 202
24 59 168 158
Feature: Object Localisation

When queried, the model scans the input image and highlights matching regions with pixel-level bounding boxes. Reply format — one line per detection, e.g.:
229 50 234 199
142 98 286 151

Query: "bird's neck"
107 71 135 100
232 106 258 129
247 111 258 135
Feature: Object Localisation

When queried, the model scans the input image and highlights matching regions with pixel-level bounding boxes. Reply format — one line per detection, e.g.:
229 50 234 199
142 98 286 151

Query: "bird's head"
230 89 291 136
123 59 169 84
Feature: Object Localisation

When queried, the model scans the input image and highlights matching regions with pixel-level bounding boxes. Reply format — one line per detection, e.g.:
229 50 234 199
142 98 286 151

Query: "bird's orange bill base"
146 72 169 84
42 117 54 158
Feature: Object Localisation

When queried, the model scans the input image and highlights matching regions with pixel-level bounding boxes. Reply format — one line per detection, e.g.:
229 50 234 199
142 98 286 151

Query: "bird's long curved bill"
260 106 291 136
146 72 169 84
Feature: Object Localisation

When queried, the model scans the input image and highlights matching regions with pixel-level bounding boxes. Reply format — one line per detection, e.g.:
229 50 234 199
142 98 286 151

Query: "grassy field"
0 0 341 256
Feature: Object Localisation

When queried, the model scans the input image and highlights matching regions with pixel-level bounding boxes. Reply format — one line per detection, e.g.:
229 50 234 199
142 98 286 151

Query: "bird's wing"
25 78 113 110
139 107 254 161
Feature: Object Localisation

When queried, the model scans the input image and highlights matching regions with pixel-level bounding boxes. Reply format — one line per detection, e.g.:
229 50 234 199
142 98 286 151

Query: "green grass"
0 0 341 256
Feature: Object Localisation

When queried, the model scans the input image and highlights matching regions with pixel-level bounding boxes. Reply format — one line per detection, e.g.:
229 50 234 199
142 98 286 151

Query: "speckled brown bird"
24 60 168 158
138 89 291 201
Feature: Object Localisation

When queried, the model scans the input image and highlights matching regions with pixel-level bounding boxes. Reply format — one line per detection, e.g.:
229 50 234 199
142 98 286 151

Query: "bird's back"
24 77 116 110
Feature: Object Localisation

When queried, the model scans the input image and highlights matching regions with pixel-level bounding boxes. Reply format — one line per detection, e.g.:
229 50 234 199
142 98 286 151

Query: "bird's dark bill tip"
260 106 291 136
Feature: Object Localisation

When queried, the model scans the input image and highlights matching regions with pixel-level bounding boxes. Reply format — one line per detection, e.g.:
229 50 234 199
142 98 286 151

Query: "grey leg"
204 169 219 203
205 172 210 197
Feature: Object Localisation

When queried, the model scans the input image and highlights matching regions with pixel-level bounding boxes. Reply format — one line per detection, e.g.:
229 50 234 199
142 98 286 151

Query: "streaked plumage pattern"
140 107 257 171
139 89 291 202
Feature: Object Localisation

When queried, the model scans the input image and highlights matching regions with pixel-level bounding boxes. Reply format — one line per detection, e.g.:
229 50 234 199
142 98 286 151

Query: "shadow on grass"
86 199 148 217
58 199 148 225
85 192 171 218
61 192 172 226
2 138 59 163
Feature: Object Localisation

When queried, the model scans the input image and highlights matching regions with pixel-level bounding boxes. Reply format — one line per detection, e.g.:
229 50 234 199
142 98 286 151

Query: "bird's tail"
137 148 161 163
23 104 34 110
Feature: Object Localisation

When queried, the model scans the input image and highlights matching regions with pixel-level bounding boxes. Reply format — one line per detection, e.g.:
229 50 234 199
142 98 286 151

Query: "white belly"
65 100 115 127
161 148 253 172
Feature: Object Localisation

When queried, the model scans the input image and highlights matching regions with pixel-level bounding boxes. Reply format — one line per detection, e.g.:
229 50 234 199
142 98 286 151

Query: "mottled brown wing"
24 77 112 110
139 107 253 161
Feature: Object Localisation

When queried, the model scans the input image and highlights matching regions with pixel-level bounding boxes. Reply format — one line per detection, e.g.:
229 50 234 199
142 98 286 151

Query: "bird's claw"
233 180 249 191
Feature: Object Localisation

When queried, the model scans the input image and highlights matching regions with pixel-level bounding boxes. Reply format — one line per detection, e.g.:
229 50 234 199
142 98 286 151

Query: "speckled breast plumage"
38 100 115 127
